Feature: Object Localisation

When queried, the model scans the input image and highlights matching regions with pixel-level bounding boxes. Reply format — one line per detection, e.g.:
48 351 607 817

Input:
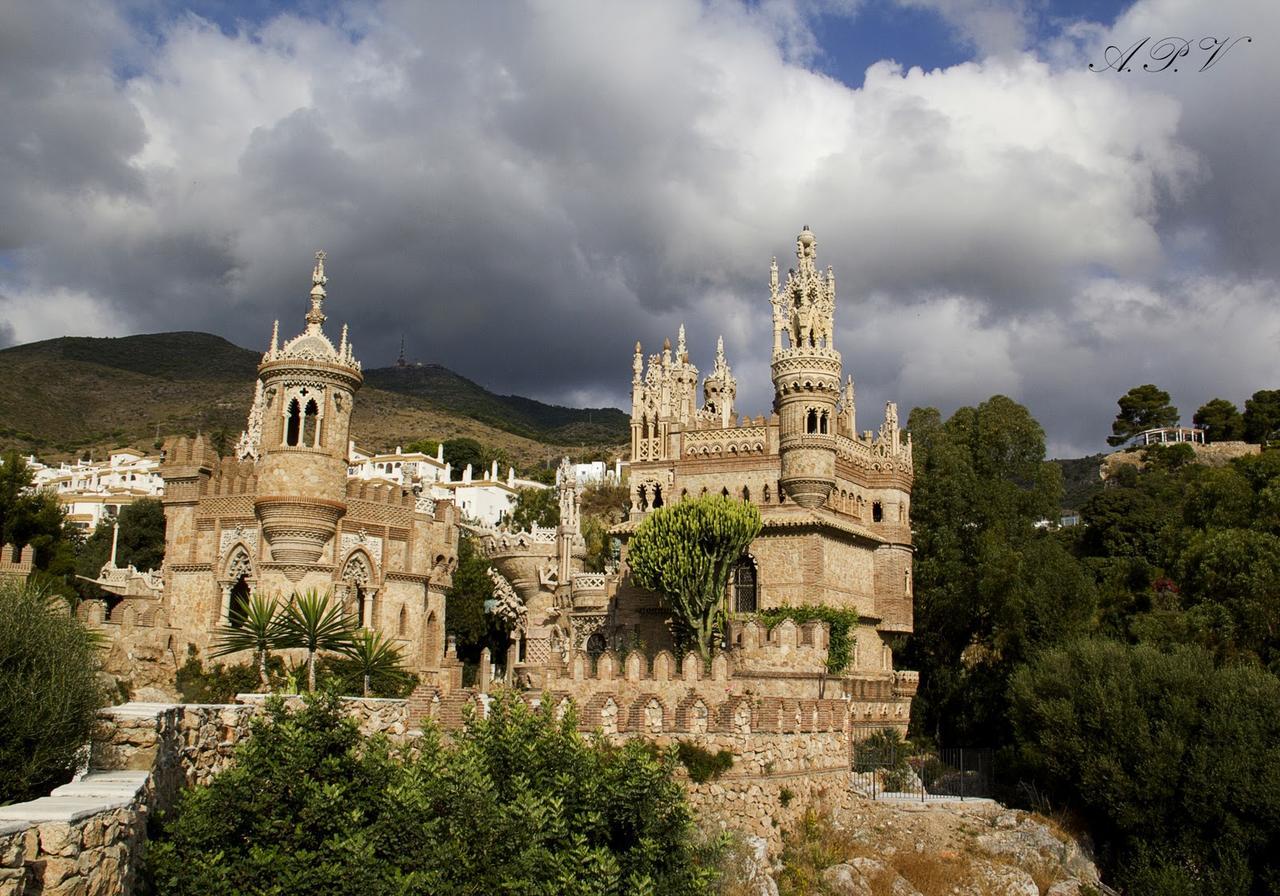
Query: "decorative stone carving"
339 531 383 567
219 526 259 561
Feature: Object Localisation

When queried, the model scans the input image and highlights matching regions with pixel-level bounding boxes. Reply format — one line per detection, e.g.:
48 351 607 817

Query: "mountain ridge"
0 332 628 465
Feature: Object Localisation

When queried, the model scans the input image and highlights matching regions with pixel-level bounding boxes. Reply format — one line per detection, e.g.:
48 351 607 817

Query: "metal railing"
852 728 994 802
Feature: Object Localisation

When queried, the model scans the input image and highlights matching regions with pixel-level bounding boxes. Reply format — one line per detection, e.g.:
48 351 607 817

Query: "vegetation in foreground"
147 692 724 896
0 579 105 804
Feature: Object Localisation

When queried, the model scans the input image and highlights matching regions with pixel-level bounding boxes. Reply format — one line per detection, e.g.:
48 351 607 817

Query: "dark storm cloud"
1 0 1277 457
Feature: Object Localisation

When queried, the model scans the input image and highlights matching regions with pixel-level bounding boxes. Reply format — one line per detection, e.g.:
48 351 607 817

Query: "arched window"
302 398 319 446
819 411 829 434
742 485 750 502
285 398 301 446
637 484 649 511
721 486 730 497
228 575 251 628
872 501 883 523
652 485 664 508
586 632 607 657
806 408 818 433
763 483 771 503
398 604 408 636
731 556 757 614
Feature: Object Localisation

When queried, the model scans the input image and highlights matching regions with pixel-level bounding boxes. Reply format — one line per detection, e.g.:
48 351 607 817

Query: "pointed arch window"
806 408 819 433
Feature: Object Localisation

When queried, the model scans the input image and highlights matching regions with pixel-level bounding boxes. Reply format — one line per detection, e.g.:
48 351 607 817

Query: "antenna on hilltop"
397 334 406 368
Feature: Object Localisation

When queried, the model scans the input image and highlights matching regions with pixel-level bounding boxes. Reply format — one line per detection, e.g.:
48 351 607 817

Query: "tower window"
285 398 301 446
806 408 818 433
652 485 664 509
872 501 883 522
819 411 829 434
302 398 320 446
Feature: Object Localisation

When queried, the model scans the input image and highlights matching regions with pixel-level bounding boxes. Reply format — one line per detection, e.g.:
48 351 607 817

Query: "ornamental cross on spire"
306 250 327 331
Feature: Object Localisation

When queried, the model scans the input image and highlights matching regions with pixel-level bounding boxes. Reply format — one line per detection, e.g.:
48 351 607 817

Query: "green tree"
1107 384 1178 446
1194 398 1245 442
335 629 415 697
1243 389 1280 444
404 438 439 457
1177 528 1280 665
509 486 559 530
627 495 761 661
0 451 79 588
443 533 505 664
277 590 355 692
901 397 1093 745
148 692 721 895
210 593 287 688
442 438 507 481
1009 640 1280 895
0 580 106 803
76 498 167 597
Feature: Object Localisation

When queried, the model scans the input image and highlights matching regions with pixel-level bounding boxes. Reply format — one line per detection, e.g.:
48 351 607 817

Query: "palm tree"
340 629 412 697
277 589 354 692
210 593 285 688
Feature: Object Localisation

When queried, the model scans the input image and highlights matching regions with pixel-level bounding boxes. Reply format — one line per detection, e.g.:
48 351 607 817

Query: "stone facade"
79 254 460 693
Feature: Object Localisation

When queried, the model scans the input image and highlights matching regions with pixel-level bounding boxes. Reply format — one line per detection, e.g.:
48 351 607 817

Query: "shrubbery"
0 580 105 803
675 741 733 783
1010 640 1280 895
757 605 859 673
148 692 725 895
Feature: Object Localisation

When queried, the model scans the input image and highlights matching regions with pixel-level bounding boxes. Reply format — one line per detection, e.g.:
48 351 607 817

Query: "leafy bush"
1010 640 1280 895
0 580 106 803
756 605 859 673
175 655 275 704
675 741 733 783
148 691 724 895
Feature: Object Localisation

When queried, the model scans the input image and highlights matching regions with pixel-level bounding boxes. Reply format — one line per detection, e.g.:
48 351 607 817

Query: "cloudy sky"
1 0 1274 457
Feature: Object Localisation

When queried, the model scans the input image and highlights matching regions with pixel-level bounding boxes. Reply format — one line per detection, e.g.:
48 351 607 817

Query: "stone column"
220 584 232 624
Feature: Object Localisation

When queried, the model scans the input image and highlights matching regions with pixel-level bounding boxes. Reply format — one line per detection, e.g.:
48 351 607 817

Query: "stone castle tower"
252 251 363 566
771 226 841 508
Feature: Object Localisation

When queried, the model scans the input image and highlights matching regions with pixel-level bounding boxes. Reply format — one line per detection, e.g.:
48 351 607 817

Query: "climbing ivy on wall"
756 605 860 674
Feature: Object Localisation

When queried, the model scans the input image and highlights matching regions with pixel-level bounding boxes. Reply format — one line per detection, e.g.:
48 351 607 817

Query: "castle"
468 226 918 733
81 228 917 741
80 254 459 690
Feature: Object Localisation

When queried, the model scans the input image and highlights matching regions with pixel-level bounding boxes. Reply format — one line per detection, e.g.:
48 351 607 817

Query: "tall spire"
677 323 687 358
397 335 406 367
269 320 279 354
715 335 726 368
306 250 327 332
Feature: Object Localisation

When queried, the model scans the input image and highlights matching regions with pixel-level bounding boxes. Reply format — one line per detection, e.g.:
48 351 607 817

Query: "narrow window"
806 408 818 433
732 557 757 614
872 501 883 522
742 485 750 502
652 485 664 508
228 576 251 628
763 483 771 503
303 398 320 446
354 584 367 626
398 605 408 636
285 398 301 446
819 411 829 434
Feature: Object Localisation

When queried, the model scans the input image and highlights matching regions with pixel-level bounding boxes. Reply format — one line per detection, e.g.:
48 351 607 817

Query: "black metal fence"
851 728 994 802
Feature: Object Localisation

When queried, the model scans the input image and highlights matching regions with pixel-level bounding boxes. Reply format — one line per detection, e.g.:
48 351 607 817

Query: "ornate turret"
771 227 842 508
630 325 699 462
702 336 737 427
253 252 363 565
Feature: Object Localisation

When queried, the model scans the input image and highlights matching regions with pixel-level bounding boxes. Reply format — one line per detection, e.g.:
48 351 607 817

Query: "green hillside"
0 332 627 463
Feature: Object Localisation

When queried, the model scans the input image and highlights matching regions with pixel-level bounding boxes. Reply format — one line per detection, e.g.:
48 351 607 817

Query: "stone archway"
221 545 255 626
